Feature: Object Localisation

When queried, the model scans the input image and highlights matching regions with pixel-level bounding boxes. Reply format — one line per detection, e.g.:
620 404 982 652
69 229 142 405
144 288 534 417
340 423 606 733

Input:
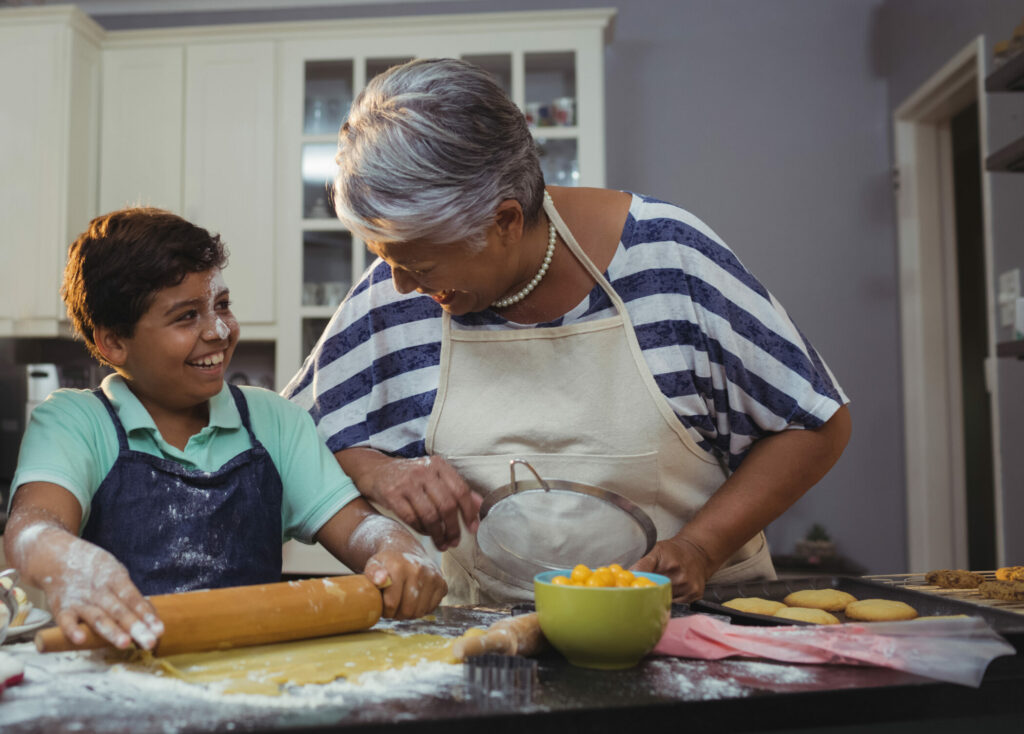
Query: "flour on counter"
645 656 823 701
646 659 750 700
0 639 466 734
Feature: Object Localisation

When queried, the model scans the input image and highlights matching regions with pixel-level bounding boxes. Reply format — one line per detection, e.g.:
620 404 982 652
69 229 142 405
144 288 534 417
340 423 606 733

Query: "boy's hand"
45 534 165 650
5 505 164 651
364 542 447 620
316 499 449 619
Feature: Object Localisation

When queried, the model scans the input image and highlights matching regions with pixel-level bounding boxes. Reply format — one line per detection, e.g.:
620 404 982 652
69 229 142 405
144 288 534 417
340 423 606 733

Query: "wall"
89 0 906 572
872 0 1024 563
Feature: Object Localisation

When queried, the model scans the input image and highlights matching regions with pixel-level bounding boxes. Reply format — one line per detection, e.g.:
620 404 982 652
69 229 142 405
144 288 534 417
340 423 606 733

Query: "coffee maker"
0 363 60 528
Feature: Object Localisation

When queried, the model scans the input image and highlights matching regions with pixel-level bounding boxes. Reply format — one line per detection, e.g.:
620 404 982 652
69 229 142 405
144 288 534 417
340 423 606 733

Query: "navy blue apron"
81 385 283 595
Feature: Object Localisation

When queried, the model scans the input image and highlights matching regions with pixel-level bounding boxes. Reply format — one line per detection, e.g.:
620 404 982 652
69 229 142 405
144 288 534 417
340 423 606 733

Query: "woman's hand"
337 449 483 551
632 536 713 603
3 489 164 651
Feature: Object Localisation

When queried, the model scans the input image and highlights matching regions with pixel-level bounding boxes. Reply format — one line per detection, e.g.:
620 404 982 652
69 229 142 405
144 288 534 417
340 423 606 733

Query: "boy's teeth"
191 352 224 367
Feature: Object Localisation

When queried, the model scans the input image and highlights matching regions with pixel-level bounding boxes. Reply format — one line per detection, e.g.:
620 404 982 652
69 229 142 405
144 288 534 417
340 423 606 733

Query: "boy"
3 208 446 652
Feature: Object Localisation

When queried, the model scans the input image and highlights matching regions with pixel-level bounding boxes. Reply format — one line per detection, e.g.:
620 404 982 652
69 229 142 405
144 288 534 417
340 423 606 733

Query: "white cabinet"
183 41 277 329
99 46 184 214
100 35 277 331
0 7 101 336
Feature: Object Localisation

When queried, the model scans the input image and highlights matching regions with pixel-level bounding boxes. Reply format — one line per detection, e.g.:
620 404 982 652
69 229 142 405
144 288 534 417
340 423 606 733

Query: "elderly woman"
285 58 851 605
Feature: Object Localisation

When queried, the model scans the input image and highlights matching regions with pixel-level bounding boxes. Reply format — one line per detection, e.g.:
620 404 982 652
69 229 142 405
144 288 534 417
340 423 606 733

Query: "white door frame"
893 36 1004 571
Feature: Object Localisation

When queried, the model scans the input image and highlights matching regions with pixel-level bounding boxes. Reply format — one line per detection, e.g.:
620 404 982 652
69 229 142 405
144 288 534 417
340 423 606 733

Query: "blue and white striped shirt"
284 193 848 471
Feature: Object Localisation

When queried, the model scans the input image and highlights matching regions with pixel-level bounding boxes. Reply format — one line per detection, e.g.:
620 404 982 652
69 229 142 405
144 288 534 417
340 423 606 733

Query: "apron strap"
543 193 723 469
227 384 260 448
93 388 130 452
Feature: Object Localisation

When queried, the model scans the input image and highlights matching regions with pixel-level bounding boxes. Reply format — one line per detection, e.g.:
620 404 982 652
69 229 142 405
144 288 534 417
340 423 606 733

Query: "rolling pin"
35 574 382 657
453 612 547 660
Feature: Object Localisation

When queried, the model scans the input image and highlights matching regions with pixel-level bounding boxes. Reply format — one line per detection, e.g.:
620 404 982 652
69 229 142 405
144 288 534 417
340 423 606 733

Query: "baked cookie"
782 588 857 612
844 599 918 622
774 607 840 625
979 580 1024 601
924 569 984 589
722 597 788 616
995 566 1024 582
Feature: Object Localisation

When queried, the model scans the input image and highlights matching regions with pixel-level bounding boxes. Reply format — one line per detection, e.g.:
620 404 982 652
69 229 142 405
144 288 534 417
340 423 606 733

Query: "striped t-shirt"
284 192 848 471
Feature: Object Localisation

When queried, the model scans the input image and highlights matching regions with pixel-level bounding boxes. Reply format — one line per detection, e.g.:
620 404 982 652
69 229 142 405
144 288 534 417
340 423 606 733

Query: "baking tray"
694 575 1024 650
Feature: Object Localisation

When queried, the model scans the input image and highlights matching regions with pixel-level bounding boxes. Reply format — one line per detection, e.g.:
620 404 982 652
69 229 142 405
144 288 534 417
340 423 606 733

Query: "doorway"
950 102 996 569
893 37 1003 571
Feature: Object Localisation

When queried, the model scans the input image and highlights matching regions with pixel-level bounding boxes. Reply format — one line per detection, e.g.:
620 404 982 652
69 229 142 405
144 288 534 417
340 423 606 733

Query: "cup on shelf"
302 282 323 306
323 281 350 306
525 101 554 127
552 97 576 126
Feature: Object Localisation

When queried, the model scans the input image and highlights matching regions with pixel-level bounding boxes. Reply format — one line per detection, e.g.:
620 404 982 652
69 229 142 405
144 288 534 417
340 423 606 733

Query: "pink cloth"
653 614 1015 687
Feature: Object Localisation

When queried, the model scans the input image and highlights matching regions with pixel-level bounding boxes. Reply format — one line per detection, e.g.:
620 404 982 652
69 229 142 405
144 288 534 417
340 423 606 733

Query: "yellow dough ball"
774 607 840 625
722 597 788 616
782 588 857 612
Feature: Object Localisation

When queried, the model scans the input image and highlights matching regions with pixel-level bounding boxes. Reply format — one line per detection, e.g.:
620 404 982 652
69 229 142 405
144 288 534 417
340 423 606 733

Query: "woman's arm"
634 404 852 601
3 482 163 649
335 447 483 551
314 497 447 619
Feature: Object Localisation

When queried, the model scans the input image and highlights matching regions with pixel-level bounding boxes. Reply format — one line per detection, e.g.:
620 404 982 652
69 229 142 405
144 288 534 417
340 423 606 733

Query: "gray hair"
332 57 545 250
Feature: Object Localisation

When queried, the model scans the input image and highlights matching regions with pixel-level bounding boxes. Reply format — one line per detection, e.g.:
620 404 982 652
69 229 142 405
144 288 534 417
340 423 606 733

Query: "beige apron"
424 195 775 605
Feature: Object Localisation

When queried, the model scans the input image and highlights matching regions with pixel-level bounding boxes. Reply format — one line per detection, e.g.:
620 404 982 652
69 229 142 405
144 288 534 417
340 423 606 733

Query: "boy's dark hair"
62 207 229 366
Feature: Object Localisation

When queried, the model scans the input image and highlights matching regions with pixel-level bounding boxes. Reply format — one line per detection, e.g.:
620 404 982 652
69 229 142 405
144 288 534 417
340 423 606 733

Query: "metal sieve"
475 458 657 585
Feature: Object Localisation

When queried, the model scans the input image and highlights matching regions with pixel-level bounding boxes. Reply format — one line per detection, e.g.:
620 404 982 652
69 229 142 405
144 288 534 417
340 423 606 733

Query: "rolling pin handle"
35 624 108 653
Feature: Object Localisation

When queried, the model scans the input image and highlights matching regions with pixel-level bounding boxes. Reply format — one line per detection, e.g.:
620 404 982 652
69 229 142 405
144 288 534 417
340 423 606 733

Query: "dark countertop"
2 605 1024 734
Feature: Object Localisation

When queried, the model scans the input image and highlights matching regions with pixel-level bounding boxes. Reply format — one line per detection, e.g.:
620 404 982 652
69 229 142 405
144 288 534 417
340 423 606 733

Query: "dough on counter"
722 597 788 616
123 629 460 696
782 588 857 612
995 566 1024 582
844 599 918 622
924 569 984 589
773 607 840 625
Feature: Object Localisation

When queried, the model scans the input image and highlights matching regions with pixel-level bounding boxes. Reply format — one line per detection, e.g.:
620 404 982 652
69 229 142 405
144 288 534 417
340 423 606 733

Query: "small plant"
805 523 831 542
796 524 836 561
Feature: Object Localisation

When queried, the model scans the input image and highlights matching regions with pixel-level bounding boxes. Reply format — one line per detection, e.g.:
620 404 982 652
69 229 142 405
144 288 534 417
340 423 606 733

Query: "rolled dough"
122 629 460 696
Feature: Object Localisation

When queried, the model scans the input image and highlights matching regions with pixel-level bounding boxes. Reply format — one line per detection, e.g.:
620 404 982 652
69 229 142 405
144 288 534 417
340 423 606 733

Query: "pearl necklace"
491 192 557 309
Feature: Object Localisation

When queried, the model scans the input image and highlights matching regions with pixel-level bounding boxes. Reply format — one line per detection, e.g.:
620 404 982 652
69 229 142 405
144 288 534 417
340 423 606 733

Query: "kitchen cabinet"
99 46 184 215
985 49 1024 171
1 5 613 363
0 6 102 337
100 33 277 331
183 41 277 329
985 49 1024 358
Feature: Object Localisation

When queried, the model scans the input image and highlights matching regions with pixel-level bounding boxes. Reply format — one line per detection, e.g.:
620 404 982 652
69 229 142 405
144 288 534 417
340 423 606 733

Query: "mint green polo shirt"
11 373 358 543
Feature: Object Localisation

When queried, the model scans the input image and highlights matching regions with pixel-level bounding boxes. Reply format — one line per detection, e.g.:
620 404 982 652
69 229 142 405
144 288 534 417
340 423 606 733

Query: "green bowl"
534 569 671 670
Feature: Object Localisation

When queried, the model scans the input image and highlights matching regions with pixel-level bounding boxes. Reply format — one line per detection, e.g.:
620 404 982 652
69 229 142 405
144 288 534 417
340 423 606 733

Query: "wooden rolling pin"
35 574 382 657
453 612 547 660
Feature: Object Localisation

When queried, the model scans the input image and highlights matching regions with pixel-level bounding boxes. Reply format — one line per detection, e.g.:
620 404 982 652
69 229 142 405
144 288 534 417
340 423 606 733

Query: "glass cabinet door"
304 60 352 136
462 53 512 96
525 51 579 187
366 56 414 81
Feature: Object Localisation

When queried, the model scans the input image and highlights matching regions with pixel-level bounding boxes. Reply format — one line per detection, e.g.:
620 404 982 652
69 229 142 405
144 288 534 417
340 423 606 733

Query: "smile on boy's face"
116 268 239 413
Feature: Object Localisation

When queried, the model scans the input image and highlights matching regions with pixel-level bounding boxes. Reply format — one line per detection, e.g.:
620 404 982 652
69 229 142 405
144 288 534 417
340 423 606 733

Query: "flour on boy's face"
119 268 240 414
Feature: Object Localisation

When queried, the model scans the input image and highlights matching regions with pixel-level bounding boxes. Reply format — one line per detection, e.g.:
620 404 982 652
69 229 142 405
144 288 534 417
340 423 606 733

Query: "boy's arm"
3 482 164 650
314 497 447 619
